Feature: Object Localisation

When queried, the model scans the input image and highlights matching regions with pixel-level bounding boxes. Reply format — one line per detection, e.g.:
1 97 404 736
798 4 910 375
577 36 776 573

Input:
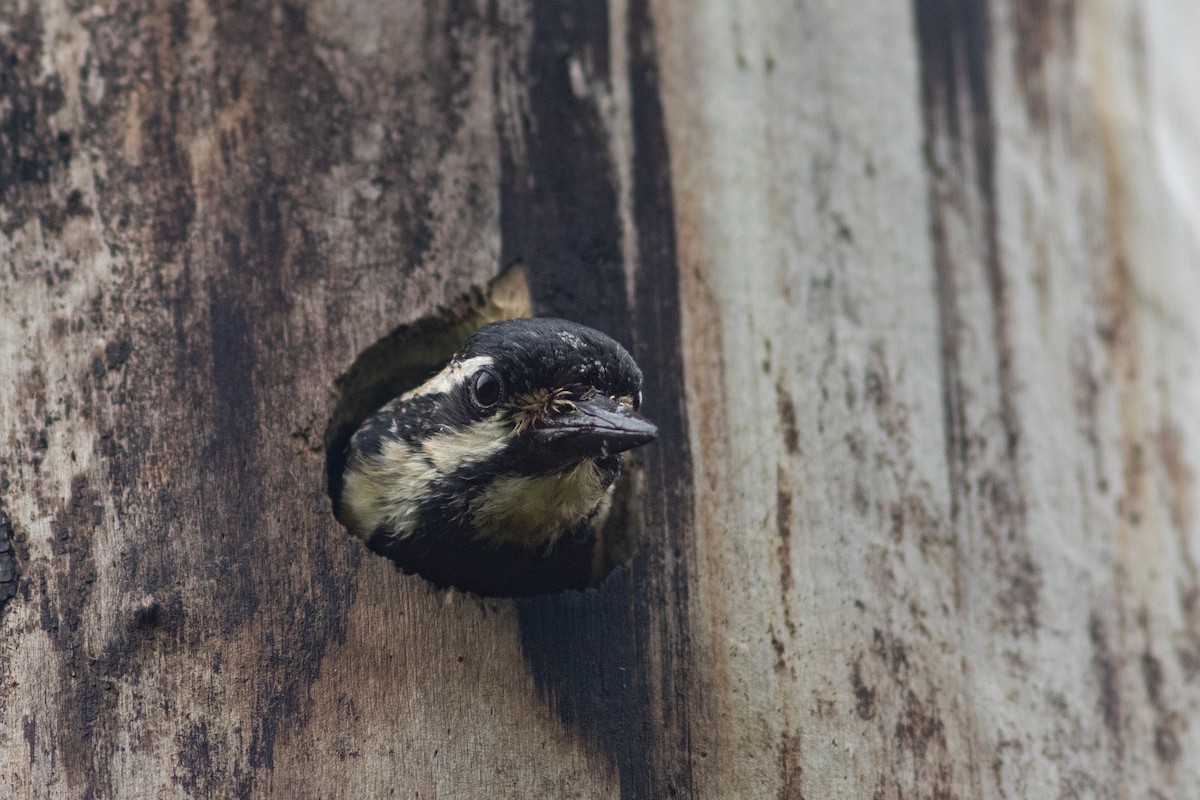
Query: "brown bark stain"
652 3 766 793
1088 3 1171 774
667 192 732 786
851 655 877 721
1155 424 1200 692
776 465 797 640
778 730 804 800
1089 612 1123 751
776 381 801 456
1011 0 1077 129
1139 648 1181 765
872 627 911 677
865 342 908 447
1178 589 1200 683
895 686 947 761
1157 424 1195 536
770 626 787 676
1091 3 1200 777
860 627 958 799
1070 343 1109 494
890 493 958 580
1133 607 1185 768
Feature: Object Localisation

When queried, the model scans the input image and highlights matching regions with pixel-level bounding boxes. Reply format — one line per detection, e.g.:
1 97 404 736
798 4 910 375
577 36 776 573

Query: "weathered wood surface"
3 1 1200 798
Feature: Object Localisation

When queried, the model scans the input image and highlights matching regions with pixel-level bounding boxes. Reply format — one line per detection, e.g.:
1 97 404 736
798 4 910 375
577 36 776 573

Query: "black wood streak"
914 0 1040 634
45 474 107 793
851 656 877 720
0 5 70 235
498 1 693 797
1089 612 1123 755
499 0 643 785
205 193 309 783
208 284 259 462
204 272 285 774
517 573 645 782
913 0 985 523
178 4 363 782
31 2 365 788
0 505 17 615
626 0 698 794
140 6 196 264
497 1 630 340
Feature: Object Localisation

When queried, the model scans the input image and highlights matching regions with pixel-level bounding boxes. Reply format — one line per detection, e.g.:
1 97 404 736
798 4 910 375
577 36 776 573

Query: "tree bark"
3 1 1199 798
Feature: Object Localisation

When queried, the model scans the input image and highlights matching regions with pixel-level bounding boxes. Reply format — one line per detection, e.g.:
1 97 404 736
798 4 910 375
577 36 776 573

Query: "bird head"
340 318 656 553
441 317 656 472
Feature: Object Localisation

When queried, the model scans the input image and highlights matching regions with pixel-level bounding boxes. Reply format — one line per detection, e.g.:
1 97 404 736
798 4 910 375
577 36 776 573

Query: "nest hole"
323 264 643 597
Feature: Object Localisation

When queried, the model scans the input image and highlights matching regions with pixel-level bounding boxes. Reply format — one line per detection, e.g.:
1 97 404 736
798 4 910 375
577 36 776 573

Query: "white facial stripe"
402 355 495 400
421 417 509 472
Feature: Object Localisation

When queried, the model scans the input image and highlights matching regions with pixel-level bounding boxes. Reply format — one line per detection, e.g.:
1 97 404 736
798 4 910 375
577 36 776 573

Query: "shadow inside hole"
323 264 644 597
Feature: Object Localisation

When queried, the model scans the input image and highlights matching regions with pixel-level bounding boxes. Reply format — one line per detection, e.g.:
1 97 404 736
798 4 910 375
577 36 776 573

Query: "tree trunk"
3 1 1199 797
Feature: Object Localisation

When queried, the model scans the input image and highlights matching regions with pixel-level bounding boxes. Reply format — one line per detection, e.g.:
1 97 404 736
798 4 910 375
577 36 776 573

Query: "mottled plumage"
337 318 656 596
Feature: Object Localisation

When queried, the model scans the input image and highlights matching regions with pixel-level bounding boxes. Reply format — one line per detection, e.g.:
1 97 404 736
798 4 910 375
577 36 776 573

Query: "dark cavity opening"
324 264 643 597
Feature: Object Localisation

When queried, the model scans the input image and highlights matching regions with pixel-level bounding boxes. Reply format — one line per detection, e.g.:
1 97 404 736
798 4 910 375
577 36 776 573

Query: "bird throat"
467 458 606 549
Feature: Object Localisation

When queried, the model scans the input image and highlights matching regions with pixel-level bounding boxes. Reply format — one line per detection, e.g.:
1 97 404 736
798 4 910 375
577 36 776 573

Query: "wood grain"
2 1 1200 798
656 0 1200 797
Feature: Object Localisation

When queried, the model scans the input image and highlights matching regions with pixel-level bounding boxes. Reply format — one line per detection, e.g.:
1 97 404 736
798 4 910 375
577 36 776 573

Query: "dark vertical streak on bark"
914 0 1040 635
1 1 378 789
502 2 695 797
497 1 629 339
626 0 698 796
500 0 647 790
913 0 974 601
1090 612 1124 753
0 5 68 233
517 576 646 792
191 6 341 777
957 4 1025 474
0 505 17 616
47 475 106 794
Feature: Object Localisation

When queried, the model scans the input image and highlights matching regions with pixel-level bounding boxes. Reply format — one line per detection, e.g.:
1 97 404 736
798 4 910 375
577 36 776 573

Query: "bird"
336 317 657 597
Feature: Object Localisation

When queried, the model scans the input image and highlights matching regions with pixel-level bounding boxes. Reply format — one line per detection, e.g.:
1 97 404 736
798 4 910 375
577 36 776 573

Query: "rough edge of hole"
323 262 648 597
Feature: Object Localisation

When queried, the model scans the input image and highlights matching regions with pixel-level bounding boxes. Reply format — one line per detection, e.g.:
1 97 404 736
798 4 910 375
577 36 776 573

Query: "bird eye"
471 369 503 408
633 390 643 410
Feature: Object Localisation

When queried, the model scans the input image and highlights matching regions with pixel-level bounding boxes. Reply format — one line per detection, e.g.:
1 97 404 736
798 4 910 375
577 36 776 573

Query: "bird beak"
528 395 658 458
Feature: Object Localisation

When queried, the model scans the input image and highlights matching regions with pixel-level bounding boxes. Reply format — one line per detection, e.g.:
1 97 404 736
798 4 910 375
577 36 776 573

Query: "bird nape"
336 317 657 597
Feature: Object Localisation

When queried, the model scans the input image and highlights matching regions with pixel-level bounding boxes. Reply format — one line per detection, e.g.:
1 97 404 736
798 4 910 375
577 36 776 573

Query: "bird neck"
464 458 608 549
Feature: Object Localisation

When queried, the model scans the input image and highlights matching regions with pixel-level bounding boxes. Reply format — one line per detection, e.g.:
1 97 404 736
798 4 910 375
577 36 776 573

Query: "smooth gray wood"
655 0 1200 797
3 1 1199 798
